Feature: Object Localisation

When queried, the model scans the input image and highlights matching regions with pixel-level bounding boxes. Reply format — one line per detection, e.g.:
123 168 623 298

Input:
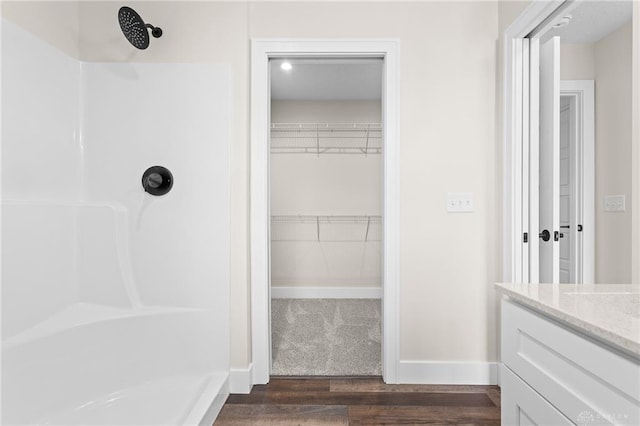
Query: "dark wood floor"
214 377 501 425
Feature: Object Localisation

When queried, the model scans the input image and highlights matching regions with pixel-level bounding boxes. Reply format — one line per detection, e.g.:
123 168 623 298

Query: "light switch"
447 192 474 213
604 195 625 212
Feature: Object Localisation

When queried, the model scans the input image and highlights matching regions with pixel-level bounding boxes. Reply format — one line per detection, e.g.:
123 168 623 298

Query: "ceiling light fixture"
280 62 293 71
553 15 572 29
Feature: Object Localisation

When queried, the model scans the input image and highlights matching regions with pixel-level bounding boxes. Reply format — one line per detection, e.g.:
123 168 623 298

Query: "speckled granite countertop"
495 283 640 358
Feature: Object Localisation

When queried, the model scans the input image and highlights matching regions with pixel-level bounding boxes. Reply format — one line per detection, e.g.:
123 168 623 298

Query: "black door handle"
560 225 570 229
539 230 550 242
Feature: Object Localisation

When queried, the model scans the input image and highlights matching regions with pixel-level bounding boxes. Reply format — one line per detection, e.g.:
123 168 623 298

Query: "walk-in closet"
269 58 383 376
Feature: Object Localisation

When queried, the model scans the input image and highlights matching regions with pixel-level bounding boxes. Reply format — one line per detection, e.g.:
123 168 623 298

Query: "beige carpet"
271 299 382 376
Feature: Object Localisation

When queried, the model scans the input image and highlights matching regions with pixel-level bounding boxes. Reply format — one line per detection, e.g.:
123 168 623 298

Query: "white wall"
250 1 499 363
1 18 81 200
498 0 533 283
81 62 231 309
1 1 80 59
270 101 382 217
271 100 381 123
1 19 81 336
1 203 77 337
270 101 382 288
271 155 382 216
559 24 633 283
561 44 595 80
594 22 633 283
5 0 500 373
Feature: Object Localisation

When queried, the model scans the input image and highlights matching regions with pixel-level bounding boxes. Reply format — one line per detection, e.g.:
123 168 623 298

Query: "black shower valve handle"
142 166 173 196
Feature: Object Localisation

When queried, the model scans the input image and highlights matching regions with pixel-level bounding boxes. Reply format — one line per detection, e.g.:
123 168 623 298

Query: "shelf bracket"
365 125 370 156
365 216 371 242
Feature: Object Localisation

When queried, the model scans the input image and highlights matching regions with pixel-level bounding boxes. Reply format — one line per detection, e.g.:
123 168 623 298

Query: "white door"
538 36 560 283
559 98 574 283
559 80 596 284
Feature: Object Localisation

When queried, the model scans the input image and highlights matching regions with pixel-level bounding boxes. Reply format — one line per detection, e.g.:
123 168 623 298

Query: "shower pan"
1 14 230 426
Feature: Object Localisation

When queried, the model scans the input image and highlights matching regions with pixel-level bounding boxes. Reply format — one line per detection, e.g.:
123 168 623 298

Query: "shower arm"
146 24 163 38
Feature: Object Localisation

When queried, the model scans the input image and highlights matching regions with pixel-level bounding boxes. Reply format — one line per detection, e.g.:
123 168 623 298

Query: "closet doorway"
250 40 400 385
269 58 383 376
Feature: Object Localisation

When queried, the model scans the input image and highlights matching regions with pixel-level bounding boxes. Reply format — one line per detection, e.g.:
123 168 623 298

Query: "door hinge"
523 232 528 243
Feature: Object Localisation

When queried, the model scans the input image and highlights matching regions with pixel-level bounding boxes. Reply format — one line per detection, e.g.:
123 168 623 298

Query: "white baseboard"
229 363 254 394
271 286 382 299
397 361 499 385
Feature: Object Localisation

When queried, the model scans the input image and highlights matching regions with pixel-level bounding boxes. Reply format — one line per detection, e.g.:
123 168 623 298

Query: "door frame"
537 35 561 284
505 1 640 284
250 39 400 384
502 0 578 283
560 80 595 283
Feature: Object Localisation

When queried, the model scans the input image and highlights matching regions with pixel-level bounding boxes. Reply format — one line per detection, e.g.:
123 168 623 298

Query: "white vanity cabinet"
501 366 573 425
501 299 640 426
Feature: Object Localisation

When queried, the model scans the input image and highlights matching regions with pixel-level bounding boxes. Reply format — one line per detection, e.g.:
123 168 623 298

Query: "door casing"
250 39 400 384
537 36 561 283
503 0 580 283
504 0 623 284
559 80 595 283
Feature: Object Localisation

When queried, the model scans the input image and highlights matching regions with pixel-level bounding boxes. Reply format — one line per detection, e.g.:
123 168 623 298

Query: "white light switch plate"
447 192 474 212
604 195 625 212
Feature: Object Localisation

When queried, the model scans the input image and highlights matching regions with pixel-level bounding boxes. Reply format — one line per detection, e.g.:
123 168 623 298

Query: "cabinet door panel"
502 299 640 425
501 366 573 426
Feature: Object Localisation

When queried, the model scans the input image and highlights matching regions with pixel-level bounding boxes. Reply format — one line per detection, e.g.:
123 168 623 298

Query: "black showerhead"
118 6 162 50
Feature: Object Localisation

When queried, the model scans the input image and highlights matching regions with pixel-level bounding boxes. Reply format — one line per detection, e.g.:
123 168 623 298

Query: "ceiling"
270 58 382 101
543 0 632 44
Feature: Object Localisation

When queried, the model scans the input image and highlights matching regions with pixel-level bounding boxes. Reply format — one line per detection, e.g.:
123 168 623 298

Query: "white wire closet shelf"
271 215 382 242
270 123 382 155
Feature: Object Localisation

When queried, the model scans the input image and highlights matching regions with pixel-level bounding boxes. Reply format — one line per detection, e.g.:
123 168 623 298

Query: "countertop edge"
495 283 640 359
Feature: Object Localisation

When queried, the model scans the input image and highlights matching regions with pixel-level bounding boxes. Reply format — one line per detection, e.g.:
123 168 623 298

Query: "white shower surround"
1 20 230 425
